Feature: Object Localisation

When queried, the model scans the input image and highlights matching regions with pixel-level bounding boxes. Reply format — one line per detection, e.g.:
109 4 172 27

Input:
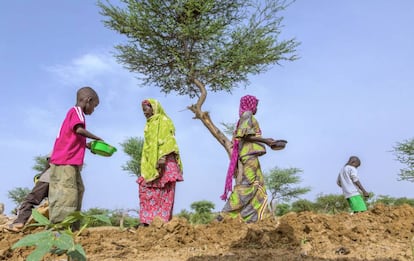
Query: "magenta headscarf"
221 95 259 201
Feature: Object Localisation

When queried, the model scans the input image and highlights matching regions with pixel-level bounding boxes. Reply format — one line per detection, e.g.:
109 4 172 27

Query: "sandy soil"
1 204 414 261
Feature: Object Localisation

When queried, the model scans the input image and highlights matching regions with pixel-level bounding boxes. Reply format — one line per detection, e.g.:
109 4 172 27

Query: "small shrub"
12 209 111 261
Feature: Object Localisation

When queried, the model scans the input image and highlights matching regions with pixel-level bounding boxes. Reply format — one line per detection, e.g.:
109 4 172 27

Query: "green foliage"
275 203 291 216
12 209 111 261
13 230 85 261
264 167 311 213
81 208 140 229
7 187 31 213
291 199 315 213
81 208 112 227
120 136 144 177
189 200 215 224
273 194 414 216
98 0 299 98
313 194 349 214
32 154 50 172
372 195 396 206
394 197 414 207
98 0 299 156
393 138 414 182
372 195 414 207
109 209 139 228
176 209 191 221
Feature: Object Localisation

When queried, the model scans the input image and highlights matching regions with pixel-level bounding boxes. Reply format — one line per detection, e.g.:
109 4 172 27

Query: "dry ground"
1 204 414 260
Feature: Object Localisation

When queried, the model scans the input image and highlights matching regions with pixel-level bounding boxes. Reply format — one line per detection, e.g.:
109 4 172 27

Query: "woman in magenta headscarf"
220 95 279 223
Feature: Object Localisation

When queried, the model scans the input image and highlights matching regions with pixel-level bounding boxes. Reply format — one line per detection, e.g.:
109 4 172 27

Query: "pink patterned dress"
137 154 183 224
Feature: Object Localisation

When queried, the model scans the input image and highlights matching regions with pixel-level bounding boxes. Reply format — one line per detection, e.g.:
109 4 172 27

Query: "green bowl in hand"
90 141 117 157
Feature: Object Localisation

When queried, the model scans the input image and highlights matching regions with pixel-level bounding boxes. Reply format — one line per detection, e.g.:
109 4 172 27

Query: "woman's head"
141 99 166 119
239 95 259 116
142 100 153 119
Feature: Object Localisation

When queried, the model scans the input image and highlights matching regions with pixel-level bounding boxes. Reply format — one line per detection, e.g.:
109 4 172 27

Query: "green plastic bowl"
90 141 117 157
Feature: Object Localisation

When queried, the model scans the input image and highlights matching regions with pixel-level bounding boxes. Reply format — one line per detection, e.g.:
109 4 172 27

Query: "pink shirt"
50 106 87 165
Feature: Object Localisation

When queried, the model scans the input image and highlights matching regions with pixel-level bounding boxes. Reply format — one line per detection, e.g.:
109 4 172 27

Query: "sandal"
3 223 24 233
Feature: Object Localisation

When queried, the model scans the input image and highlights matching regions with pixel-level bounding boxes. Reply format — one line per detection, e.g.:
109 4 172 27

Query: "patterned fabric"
137 155 183 223
222 156 268 222
141 99 183 182
236 111 265 158
221 108 268 223
238 95 259 117
221 95 260 200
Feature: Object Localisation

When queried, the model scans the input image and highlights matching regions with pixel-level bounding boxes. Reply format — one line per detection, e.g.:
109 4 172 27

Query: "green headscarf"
141 99 182 182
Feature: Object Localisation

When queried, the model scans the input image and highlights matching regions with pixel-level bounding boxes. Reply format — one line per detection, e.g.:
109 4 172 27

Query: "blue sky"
1 1 414 215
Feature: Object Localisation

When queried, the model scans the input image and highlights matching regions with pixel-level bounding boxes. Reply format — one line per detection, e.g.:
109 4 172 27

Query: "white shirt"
337 165 360 198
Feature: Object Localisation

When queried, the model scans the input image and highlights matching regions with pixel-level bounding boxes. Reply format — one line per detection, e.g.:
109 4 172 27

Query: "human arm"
237 111 276 147
336 175 342 187
74 124 103 147
244 135 276 147
348 167 370 198
156 155 167 172
354 180 370 198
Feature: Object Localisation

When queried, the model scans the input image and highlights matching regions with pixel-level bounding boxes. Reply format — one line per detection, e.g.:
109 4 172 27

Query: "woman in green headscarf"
137 99 183 226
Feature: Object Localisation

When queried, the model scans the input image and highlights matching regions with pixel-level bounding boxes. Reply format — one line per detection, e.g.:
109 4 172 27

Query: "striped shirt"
50 106 86 165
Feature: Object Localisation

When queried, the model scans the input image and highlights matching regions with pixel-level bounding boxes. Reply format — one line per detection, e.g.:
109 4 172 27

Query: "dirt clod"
1 204 414 260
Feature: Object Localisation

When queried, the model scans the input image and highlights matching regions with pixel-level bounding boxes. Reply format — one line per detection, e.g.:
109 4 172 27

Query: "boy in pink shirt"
49 86 103 230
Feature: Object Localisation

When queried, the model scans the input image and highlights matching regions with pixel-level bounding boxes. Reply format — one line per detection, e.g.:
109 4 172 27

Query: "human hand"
156 157 166 172
269 139 288 150
266 138 276 147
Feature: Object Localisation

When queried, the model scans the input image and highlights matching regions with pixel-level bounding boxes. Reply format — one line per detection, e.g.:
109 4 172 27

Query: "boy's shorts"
347 195 367 212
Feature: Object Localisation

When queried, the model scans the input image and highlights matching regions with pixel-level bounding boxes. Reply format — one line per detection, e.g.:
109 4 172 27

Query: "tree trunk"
188 79 232 158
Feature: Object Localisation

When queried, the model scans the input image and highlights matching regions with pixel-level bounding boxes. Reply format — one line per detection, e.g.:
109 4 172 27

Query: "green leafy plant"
393 138 414 182
12 209 111 261
7 187 31 214
120 136 144 177
264 167 311 215
189 200 215 224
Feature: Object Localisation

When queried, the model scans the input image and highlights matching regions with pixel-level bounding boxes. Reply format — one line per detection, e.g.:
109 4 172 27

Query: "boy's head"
346 156 361 168
76 87 99 115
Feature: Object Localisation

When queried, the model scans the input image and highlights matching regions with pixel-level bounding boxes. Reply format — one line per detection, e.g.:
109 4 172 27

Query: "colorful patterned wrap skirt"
137 155 183 224
222 155 268 223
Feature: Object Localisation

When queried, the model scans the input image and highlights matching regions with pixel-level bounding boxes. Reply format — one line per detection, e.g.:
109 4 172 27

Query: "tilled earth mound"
1 204 413 260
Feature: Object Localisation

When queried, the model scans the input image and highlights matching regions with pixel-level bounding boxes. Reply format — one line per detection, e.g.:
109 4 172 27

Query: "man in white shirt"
337 156 370 212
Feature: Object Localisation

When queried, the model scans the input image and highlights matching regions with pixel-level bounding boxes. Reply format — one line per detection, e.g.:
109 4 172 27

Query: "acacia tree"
120 136 144 177
393 138 414 182
98 0 299 156
313 193 349 214
264 167 310 214
189 200 215 224
32 154 50 172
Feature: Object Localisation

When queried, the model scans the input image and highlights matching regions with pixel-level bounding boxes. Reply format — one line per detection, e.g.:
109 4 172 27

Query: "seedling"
12 209 111 261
